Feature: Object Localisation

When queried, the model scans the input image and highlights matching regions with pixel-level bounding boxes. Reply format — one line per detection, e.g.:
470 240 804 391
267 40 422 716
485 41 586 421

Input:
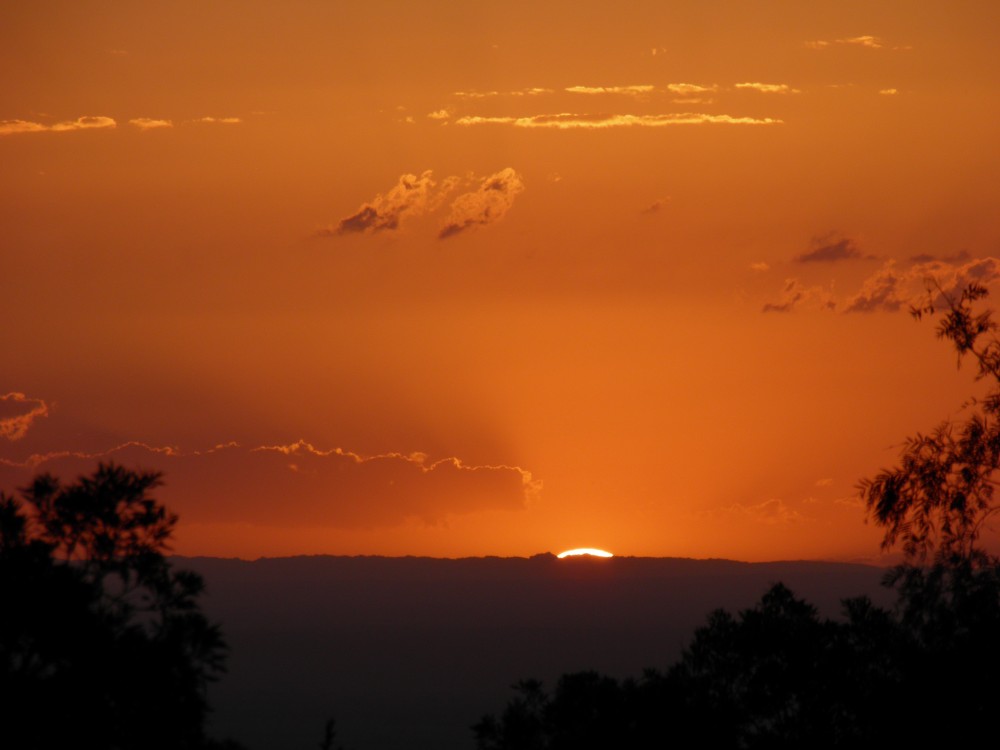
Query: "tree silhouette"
0 463 238 749
477 283 1000 748
859 281 1000 564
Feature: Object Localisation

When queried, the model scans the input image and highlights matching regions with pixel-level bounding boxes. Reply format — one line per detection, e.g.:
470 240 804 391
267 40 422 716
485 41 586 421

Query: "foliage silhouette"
860 281 1000 564
0 463 240 750
478 283 1000 749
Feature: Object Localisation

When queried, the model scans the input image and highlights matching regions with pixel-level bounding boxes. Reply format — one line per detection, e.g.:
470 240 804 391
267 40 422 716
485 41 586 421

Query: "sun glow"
557 548 614 558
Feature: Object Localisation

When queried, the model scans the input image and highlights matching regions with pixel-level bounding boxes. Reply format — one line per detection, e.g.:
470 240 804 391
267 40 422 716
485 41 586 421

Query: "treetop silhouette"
1 462 236 749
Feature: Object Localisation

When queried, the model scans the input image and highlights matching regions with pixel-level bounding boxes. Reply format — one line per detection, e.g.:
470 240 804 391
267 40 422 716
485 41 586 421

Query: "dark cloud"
908 250 971 264
795 236 870 263
640 198 670 215
0 393 49 440
0 441 539 529
439 168 524 239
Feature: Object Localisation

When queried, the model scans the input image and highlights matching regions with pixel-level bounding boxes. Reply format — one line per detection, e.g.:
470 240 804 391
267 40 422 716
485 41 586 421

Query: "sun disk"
557 548 613 558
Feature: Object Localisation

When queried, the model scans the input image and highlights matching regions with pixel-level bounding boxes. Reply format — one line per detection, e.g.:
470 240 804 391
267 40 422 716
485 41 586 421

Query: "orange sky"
3 0 1000 561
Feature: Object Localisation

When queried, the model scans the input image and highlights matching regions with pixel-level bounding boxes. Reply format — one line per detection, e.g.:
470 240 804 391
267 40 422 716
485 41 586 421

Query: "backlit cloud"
329 170 441 235
0 393 50 440
666 83 718 95
844 257 1000 313
190 116 242 124
565 85 655 95
762 255 1000 314
453 88 553 99
439 168 524 239
454 113 781 129
735 82 801 94
129 118 173 130
761 279 835 313
0 115 116 136
0 440 540 528
806 35 909 50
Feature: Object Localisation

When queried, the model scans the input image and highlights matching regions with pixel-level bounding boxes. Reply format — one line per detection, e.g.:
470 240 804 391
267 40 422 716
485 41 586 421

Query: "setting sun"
557 548 614 559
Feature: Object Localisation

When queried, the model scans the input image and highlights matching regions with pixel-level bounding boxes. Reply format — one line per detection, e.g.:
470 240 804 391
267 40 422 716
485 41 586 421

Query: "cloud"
762 255 1000 315
721 498 804 525
749 261 770 272
565 85 655 96
795 235 869 263
909 250 970 264
666 83 717 95
734 82 801 94
329 170 441 235
842 262 907 313
0 440 540 528
191 116 242 124
0 115 116 136
453 112 782 129
879 88 899 96
761 278 835 313
806 35 909 51
0 393 49 440
129 118 173 130
844 257 1000 313
641 197 670 215
453 88 552 99
439 168 524 239
427 109 451 120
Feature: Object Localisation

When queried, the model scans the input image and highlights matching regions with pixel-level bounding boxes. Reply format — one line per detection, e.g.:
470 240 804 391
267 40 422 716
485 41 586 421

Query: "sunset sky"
3 0 1000 562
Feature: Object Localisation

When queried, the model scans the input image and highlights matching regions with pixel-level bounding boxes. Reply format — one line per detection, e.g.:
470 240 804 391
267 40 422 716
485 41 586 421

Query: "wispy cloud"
749 261 770 272
454 112 781 129
565 85 655 96
795 235 871 263
805 35 910 50
735 82 801 94
190 116 242 124
129 118 173 130
327 170 443 235
666 83 718 95
879 88 899 96
0 115 116 136
453 88 553 99
0 440 541 528
720 498 805 525
427 109 451 120
440 168 524 239
0 393 49 440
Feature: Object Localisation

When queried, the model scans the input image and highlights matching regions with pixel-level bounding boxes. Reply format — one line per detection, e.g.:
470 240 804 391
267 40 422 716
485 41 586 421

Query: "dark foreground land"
184 554 889 750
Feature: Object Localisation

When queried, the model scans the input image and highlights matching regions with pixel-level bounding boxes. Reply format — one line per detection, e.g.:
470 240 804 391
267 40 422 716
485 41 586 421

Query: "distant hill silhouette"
182 554 890 750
